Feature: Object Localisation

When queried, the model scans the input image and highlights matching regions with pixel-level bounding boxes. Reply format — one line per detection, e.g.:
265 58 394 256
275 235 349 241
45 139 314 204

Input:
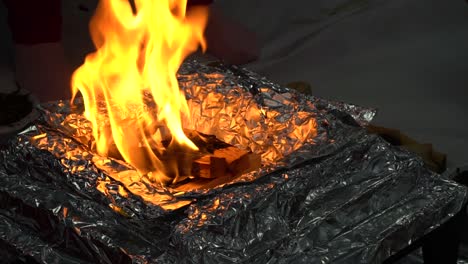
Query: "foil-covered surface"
0 61 465 264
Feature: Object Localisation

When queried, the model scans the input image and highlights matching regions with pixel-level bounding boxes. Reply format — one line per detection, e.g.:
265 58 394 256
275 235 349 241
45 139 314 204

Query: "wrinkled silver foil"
0 61 466 263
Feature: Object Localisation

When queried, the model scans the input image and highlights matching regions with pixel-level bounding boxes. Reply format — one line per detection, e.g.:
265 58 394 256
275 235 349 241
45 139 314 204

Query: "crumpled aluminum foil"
0 61 465 264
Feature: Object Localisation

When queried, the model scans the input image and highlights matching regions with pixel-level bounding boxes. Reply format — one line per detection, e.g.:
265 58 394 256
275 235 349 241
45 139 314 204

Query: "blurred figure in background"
2 0 259 102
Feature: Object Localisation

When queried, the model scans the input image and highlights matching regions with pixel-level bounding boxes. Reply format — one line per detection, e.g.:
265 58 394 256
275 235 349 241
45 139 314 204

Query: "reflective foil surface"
0 61 465 263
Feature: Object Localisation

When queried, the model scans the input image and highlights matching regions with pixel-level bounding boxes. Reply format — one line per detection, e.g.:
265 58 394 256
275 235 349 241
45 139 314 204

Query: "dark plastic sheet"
0 61 466 263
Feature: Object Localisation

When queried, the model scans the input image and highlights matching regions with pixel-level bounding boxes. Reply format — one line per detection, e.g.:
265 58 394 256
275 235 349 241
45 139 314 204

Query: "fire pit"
0 60 466 263
0 0 466 263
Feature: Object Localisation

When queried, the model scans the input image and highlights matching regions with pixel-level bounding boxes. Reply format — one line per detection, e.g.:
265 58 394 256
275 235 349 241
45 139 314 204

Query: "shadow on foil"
0 61 466 263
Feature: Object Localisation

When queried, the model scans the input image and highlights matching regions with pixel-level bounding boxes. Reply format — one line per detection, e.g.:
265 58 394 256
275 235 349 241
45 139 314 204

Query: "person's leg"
3 0 71 102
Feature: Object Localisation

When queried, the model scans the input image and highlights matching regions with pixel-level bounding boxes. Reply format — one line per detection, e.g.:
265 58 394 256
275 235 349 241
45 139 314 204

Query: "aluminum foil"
0 61 465 264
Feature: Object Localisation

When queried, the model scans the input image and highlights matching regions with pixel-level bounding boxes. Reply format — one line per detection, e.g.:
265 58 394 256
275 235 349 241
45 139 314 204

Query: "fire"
71 0 208 184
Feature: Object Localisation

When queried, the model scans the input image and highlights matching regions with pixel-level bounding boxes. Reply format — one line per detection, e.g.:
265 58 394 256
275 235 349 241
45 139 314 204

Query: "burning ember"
69 0 317 202
71 0 209 184
4 3 458 262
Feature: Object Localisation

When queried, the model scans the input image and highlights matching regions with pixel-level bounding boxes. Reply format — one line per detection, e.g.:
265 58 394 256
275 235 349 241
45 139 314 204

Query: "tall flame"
71 0 208 184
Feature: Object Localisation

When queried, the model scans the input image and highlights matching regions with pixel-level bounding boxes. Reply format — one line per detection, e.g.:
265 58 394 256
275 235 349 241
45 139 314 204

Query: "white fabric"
215 0 468 167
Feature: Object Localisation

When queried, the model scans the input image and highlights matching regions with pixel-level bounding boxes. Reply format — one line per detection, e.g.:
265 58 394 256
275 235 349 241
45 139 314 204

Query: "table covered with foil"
0 61 466 263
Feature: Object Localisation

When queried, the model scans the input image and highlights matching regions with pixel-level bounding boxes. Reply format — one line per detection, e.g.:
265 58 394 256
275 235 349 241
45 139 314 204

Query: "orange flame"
71 0 208 184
